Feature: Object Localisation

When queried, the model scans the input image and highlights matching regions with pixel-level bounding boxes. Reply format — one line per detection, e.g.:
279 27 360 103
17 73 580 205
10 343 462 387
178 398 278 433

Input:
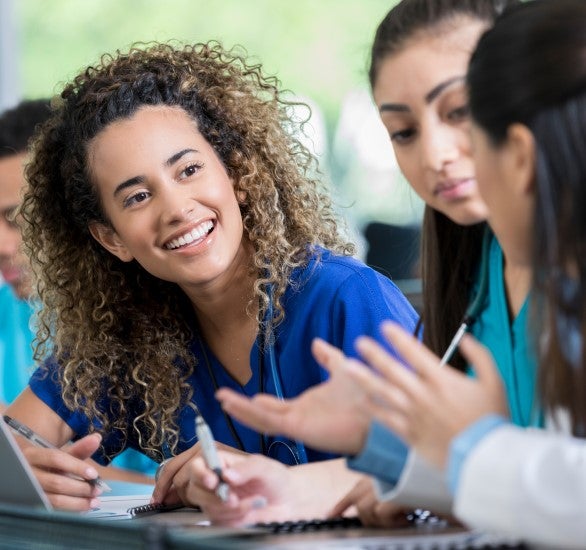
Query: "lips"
163 220 215 250
434 178 476 200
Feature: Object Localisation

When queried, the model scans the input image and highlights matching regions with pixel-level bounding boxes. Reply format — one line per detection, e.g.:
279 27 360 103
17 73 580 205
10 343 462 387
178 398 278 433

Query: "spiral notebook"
87 495 185 520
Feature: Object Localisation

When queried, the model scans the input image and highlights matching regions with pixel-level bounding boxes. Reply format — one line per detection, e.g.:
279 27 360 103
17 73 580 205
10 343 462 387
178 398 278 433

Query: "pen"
191 406 230 502
3 415 111 492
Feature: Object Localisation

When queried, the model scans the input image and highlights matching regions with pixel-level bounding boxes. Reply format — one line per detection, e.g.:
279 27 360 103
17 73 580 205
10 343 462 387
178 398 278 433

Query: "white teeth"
165 220 214 250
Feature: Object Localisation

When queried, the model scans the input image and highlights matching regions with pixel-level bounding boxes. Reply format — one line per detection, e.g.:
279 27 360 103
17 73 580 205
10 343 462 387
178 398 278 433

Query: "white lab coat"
455 424 586 549
376 418 586 549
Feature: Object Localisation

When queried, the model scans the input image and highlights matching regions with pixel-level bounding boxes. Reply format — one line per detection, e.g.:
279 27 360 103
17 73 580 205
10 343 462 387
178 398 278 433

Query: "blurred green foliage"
16 0 397 134
15 0 423 230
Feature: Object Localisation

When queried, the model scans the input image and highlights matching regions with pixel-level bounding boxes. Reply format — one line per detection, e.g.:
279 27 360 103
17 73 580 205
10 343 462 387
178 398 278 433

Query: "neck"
181 243 260 384
494 225 533 321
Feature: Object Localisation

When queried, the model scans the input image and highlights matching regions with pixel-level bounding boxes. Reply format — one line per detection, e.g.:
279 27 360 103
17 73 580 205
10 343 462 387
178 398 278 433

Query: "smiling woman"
5 41 418 522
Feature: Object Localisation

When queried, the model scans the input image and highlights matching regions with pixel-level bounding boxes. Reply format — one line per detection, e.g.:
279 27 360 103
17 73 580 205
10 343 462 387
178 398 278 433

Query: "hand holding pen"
189 403 230 502
3 415 111 493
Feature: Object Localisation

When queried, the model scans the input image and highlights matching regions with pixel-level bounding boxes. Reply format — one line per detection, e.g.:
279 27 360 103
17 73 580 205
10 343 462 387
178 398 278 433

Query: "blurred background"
0 0 423 283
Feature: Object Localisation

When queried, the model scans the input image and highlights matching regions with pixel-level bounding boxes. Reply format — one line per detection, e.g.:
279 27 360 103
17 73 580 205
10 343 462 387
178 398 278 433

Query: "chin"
444 203 488 227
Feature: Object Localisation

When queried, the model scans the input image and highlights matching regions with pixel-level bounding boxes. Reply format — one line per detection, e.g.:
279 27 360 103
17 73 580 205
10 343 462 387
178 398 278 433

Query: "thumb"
459 334 503 391
66 432 102 460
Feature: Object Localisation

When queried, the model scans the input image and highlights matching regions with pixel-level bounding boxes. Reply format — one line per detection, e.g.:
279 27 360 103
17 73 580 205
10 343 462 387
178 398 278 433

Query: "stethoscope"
439 226 491 366
196 285 308 466
259 286 309 464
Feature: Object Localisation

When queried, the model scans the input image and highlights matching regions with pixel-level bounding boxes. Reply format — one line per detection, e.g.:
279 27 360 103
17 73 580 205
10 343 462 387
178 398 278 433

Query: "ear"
504 123 536 195
89 222 134 262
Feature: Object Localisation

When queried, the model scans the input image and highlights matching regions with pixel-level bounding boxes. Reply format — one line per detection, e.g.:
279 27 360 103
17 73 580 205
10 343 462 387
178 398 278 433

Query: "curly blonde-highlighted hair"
22 41 353 461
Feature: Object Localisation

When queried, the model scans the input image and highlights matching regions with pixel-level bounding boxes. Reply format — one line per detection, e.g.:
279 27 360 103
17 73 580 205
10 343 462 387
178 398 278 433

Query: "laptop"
0 416 52 510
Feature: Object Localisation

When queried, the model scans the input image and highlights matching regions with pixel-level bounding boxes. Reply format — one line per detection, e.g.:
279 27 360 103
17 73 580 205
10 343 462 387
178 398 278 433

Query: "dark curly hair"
22 41 353 459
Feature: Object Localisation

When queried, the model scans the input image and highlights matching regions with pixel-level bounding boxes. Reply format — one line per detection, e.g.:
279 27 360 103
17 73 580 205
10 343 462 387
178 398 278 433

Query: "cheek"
456 128 474 158
394 148 428 200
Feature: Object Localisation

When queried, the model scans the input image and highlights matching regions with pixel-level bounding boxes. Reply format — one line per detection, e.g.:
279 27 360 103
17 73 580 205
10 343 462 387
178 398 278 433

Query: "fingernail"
85 467 98 479
89 498 100 509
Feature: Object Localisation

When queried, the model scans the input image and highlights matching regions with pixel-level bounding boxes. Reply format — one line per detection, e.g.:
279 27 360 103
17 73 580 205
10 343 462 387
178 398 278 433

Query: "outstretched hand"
346 322 508 469
215 338 372 456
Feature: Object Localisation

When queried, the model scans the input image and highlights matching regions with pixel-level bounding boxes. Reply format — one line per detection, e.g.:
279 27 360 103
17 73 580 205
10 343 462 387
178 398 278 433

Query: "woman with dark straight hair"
287 1 586 546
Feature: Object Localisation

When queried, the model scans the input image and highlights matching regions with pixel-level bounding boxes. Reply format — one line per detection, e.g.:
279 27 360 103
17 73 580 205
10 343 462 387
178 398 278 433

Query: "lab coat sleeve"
374 449 453 514
454 424 586 549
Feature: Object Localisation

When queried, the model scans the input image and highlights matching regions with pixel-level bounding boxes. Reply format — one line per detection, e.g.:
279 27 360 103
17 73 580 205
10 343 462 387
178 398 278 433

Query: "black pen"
3 415 111 492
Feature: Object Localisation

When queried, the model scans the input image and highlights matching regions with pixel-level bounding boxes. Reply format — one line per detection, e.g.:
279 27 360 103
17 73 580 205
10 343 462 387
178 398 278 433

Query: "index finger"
380 322 445 379
216 388 292 435
25 445 101 484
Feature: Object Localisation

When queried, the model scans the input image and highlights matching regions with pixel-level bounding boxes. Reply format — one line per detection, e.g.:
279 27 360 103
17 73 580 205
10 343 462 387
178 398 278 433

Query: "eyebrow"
379 76 465 114
113 148 198 197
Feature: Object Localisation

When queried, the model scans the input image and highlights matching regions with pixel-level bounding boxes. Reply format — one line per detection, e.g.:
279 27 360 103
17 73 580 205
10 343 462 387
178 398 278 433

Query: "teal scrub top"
0 283 35 404
470 235 542 427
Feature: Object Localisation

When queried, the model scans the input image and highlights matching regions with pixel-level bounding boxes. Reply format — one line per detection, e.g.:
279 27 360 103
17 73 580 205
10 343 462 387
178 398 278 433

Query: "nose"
158 184 196 226
420 120 460 173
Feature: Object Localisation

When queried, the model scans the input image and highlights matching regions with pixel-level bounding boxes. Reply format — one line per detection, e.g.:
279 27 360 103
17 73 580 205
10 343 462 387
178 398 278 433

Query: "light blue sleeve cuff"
346 420 408 486
447 414 507 495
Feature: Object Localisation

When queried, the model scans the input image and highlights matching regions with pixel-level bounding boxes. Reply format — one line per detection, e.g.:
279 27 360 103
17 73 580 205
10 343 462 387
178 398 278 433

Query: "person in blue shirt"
0 284 35 407
5 42 417 515
0 100 48 411
0 99 158 478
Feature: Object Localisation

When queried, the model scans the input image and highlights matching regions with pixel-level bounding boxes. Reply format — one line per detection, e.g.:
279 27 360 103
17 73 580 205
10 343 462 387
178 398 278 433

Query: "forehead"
0 153 27 208
373 19 486 105
90 105 200 152
87 106 207 178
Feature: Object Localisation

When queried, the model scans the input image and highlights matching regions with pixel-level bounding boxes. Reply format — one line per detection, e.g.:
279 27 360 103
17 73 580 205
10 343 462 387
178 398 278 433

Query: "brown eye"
447 105 470 123
390 128 416 145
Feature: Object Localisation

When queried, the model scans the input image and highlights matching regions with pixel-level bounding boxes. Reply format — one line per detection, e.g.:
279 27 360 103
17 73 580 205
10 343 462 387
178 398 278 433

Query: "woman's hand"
23 432 104 511
151 440 247 507
347 322 508 469
154 449 364 526
216 338 372 456
330 477 407 527
153 449 297 525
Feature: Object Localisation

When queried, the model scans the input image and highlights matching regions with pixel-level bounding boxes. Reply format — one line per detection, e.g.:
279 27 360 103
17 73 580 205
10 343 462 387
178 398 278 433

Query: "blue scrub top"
29 248 418 466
